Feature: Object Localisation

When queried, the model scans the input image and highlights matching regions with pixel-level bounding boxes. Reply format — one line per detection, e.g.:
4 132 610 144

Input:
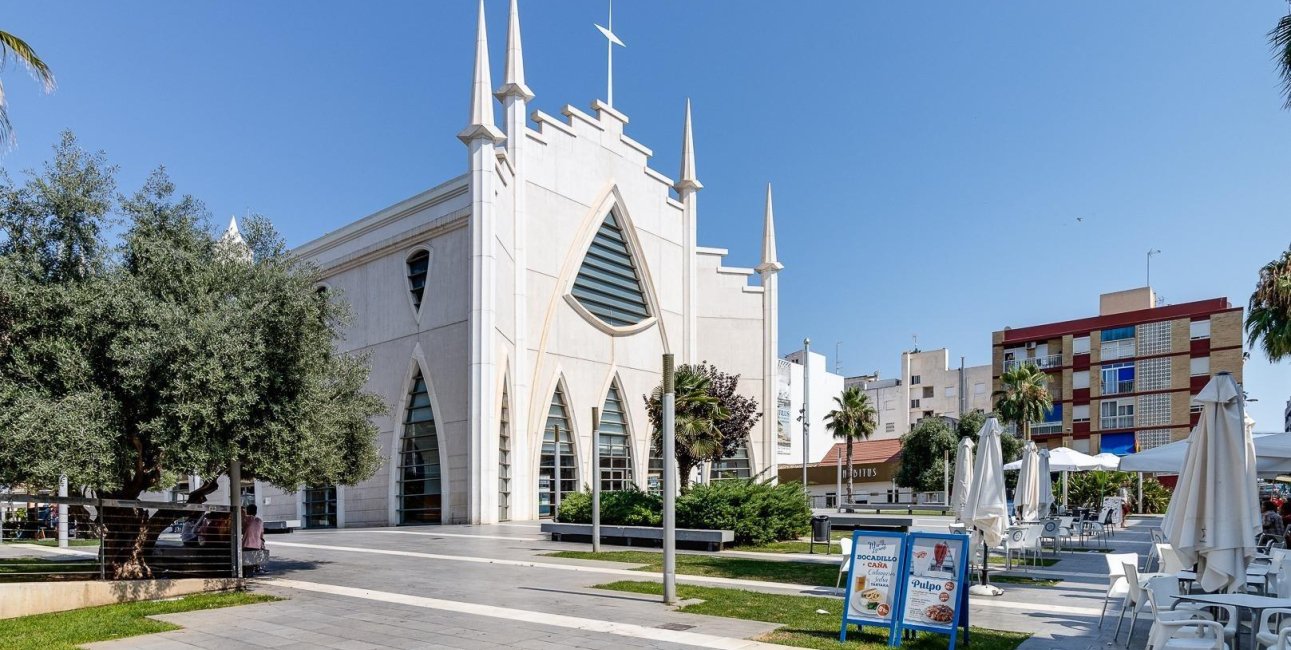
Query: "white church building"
252 0 783 526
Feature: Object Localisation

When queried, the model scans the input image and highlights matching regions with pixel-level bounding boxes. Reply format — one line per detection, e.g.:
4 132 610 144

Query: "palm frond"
1272 13 1291 109
0 31 55 92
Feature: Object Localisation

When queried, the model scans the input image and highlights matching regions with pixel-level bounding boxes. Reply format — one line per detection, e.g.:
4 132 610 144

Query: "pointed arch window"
398 371 441 524
498 384 512 522
538 386 577 518
598 384 634 491
407 250 429 312
647 443 664 495
710 437 753 481
571 211 650 327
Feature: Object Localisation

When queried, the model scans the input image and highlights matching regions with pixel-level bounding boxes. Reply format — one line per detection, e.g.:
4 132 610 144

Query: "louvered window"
711 437 753 481
598 385 634 491
498 385 511 522
398 372 441 524
538 387 577 518
407 250 429 311
572 212 649 327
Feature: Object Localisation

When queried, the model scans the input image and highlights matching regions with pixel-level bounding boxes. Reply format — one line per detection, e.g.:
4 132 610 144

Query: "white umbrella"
1038 448 1054 518
1162 373 1259 593
1015 441 1041 522
963 417 1008 595
1118 432 1291 475
1003 446 1101 472
953 437 975 522
1091 453 1122 470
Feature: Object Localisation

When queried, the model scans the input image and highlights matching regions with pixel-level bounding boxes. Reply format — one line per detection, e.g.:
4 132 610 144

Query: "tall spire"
675 99 702 192
495 0 534 101
460 0 504 144
756 183 783 273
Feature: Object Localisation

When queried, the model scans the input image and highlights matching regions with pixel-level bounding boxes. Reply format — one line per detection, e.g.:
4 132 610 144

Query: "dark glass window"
498 385 511 522
538 387 577 518
598 385 634 491
398 372 441 524
711 437 752 481
303 485 337 529
407 250 429 311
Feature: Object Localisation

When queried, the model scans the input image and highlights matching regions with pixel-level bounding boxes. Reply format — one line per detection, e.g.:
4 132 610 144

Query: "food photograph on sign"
902 538 961 629
847 536 900 622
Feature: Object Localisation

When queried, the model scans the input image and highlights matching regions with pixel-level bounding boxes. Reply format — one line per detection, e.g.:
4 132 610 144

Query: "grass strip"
546 550 839 586
1 539 102 547
0 591 279 650
593 580 1030 650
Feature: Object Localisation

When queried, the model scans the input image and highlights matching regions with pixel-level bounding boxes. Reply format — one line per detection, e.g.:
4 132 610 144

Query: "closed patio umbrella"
1038 448 1054 518
1015 441 1040 522
953 437 975 522
963 417 1008 596
1162 373 1259 593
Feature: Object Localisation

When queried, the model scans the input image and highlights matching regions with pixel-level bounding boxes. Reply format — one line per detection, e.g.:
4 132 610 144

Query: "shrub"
554 491 591 523
676 480 811 546
554 487 662 526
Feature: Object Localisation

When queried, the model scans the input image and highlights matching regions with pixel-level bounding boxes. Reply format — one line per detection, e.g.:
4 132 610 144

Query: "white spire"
675 99 701 192
495 0 534 101
460 0 504 144
756 184 783 273
594 0 625 107
217 216 252 263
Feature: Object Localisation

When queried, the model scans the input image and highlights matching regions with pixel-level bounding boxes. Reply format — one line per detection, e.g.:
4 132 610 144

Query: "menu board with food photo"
897 533 970 638
839 531 906 642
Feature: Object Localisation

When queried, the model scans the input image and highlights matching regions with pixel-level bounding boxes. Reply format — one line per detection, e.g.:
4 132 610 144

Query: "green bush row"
554 480 811 546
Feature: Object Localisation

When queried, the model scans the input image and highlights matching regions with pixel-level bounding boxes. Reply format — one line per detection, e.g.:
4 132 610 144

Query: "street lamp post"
802 338 811 501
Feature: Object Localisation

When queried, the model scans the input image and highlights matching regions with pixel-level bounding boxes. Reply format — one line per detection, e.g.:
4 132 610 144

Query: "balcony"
1030 422 1064 435
1102 379 1135 395
1003 353 1063 372
1101 339 1136 361
1101 415 1134 429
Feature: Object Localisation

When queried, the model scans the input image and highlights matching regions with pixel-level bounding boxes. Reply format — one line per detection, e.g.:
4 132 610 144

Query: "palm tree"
1247 245 1291 362
0 31 56 147
1272 7 1291 109
823 386 877 505
992 363 1052 440
651 366 729 492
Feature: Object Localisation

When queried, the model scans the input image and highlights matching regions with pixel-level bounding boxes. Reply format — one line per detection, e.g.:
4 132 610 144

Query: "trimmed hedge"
554 480 810 546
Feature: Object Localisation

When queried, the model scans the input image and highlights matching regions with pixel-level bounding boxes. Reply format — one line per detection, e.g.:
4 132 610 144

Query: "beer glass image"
933 542 948 571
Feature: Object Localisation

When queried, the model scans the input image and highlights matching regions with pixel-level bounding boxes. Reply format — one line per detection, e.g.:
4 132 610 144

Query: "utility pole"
591 407 601 553
662 354 677 604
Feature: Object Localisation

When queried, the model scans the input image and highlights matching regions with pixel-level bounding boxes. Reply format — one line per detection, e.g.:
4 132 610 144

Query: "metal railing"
1 492 240 582
1030 422 1064 435
1101 415 1134 429
1100 340 1136 360
1102 379 1135 395
1003 353 1063 372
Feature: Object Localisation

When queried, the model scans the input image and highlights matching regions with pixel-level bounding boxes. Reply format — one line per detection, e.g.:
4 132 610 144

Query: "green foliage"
825 386 878 503
555 481 810 546
1247 245 1291 362
0 30 56 147
956 409 1023 489
895 417 956 491
1140 476 1172 514
993 364 1053 439
1062 470 1169 511
645 363 761 492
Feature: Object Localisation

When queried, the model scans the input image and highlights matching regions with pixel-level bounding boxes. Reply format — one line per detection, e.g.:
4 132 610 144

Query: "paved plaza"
38 515 1158 649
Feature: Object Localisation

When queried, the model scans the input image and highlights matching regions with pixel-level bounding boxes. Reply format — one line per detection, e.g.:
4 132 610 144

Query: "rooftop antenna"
594 0 625 107
835 341 842 375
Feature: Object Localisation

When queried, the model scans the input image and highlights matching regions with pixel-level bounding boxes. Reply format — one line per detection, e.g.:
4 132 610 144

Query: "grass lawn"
1 539 101 547
738 539 843 554
594 580 1030 650
0 591 279 650
546 550 839 586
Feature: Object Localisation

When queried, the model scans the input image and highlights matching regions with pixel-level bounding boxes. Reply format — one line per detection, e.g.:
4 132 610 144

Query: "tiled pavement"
77 517 1164 649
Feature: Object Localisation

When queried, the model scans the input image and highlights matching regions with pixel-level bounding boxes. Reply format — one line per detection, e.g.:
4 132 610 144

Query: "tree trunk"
678 459 696 494
97 478 223 579
845 438 854 505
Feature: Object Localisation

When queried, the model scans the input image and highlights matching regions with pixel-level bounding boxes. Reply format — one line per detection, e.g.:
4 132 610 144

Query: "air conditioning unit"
1026 342 1037 350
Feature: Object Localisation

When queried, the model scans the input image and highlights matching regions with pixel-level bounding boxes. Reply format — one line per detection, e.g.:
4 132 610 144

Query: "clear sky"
5 1 1291 428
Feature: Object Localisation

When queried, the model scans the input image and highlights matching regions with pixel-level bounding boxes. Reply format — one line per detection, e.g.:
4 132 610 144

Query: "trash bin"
810 515 831 554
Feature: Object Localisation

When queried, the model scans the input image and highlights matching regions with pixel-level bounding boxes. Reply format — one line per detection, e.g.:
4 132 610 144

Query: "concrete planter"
0 578 240 620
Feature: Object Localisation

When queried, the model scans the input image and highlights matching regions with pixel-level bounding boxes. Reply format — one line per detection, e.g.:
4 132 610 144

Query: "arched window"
711 437 752 481
598 384 634 491
407 250 429 312
571 211 649 327
398 371 441 524
538 386 577 518
498 384 511 522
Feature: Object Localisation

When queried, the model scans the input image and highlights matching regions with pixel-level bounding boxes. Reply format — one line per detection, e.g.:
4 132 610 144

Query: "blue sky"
5 1 1291 428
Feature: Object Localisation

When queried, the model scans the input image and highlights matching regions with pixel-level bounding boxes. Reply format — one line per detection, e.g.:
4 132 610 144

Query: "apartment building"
845 348 992 439
991 287 1243 455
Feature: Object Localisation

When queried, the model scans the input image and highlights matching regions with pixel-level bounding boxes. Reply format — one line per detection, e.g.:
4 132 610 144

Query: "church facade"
258 0 782 526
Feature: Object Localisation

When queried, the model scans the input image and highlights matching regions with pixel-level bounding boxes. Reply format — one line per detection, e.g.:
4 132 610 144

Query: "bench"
540 523 735 552
822 514 914 532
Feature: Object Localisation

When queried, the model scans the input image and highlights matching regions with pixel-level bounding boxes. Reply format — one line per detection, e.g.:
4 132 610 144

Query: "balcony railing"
1101 339 1136 361
1030 422 1064 435
1101 415 1134 429
1003 353 1063 372
1102 379 1135 395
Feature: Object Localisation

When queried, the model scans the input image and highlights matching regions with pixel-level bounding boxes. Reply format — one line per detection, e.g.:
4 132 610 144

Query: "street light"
1146 249 1161 287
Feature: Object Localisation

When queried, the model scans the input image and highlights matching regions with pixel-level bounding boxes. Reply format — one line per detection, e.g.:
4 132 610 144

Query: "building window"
911 375 921 385
711 437 752 481
885 422 895 433
171 479 190 503
1100 362 1134 395
883 400 893 411
973 382 986 395
922 386 934 399
539 386 577 518
1100 398 1134 430
598 384 634 491
1190 403 1204 414
398 371 441 524
1072 404 1090 423
1073 336 1091 355
1102 326 1135 341
406 250 429 312
647 446 663 495
910 399 920 409
571 210 650 327
1190 319 1211 340
302 485 337 529
1190 356 1210 376
498 384 511 522
1073 370 1090 390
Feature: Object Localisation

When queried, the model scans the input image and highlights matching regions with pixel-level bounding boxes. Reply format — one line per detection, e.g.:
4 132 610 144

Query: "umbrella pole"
1063 471 1068 510
981 539 989 587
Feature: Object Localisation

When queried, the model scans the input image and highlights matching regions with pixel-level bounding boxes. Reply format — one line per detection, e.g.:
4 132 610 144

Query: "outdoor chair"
1277 627 1291 650
999 527 1035 570
1040 519 1065 555
1084 514 1110 548
1142 575 1235 650
1145 542 1162 573
1118 561 1154 646
1025 523 1047 563
1157 543 1188 575
836 536 853 589
1255 607 1291 650
1099 552 1139 627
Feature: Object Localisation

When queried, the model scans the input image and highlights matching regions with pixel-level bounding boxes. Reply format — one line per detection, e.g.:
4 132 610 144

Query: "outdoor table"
1176 566 1271 593
1172 592 1291 650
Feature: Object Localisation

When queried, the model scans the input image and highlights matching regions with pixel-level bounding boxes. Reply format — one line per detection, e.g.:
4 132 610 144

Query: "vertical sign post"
591 407 601 553
662 353 677 604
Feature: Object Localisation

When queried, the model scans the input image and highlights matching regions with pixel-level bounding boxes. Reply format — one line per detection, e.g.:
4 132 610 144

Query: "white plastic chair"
1157 543 1187 575
1255 607 1291 650
1143 575 1237 649
1040 519 1063 556
1118 561 1151 645
1000 527 1030 570
1277 627 1291 650
1099 552 1138 627
836 536 853 588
